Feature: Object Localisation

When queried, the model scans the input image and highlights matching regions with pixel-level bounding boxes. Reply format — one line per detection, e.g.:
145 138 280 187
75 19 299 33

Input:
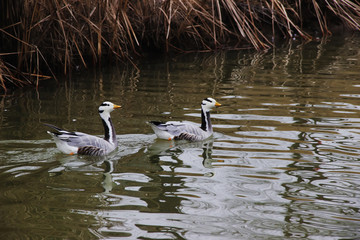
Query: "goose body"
45 101 121 156
148 97 221 141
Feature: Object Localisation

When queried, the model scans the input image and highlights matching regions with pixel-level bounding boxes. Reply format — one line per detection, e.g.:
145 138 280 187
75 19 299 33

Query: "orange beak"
215 102 221 107
113 104 122 109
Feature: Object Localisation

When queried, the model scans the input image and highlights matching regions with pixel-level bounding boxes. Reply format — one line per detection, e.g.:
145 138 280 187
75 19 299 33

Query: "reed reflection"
278 117 360 238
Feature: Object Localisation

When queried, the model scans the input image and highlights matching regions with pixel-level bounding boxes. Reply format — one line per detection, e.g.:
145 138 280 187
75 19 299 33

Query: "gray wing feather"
62 133 114 154
155 121 210 141
174 132 198 141
78 146 105 156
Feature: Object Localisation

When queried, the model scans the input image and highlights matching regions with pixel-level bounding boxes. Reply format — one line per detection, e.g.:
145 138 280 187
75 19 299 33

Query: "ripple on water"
3 43 360 239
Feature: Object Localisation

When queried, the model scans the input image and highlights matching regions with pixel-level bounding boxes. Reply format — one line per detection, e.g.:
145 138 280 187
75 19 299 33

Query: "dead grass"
1 0 360 92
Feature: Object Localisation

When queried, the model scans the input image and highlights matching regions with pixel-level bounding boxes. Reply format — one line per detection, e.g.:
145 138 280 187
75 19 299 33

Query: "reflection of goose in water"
48 154 108 176
146 138 223 169
101 139 223 193
102 160 116 193
47 136 222 194
201 140 224 169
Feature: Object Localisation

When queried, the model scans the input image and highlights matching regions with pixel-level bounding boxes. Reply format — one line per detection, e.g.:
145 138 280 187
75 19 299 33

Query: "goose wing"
57 131 110 149
44 123 114 155
148 121 209 141
151 121 187 135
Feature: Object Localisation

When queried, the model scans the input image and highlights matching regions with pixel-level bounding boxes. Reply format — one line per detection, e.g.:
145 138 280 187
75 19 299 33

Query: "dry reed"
1 0 360 92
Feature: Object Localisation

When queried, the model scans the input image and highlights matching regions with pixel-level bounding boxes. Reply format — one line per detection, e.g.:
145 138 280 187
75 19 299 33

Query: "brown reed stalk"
325 0 360 29
1 0 360 92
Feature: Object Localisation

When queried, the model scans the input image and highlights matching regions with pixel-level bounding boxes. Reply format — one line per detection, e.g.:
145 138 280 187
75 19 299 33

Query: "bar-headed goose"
148 97 221 141
45 101 121 156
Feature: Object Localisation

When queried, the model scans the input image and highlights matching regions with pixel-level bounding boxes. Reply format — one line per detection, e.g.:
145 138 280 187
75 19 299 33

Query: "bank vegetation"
1 0 360 91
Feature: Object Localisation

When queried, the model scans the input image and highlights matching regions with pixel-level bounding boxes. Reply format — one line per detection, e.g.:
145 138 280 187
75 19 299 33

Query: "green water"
1 35 360 239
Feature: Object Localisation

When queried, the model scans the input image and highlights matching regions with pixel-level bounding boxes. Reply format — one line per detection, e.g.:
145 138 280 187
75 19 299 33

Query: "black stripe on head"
149 121 165 126
100 102 110 107
202 98 212 105
99 110 104 113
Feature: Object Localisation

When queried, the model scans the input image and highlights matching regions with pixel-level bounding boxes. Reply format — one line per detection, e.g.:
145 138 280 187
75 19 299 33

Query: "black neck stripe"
102 118 110 141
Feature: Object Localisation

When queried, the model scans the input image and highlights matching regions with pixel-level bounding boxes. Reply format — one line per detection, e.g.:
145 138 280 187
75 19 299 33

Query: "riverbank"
1 0 360 92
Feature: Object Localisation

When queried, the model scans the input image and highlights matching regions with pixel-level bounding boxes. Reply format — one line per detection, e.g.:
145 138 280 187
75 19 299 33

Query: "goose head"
201 98 221 112
99 101 121 115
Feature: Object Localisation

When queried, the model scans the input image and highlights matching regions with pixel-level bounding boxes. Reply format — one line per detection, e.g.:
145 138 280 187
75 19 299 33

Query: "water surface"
1 36 360 239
